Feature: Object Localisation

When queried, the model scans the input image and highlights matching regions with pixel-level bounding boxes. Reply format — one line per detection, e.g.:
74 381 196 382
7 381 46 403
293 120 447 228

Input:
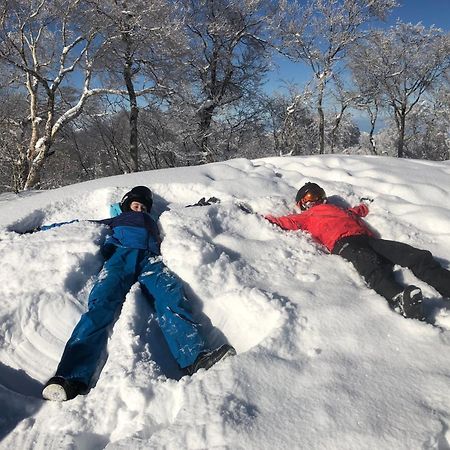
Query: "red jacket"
265 203 373 252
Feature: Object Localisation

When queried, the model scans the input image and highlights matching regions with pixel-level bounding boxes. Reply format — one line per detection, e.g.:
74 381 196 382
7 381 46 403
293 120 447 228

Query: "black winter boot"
42 376 87 401
185 344 236 376
391 285 424 320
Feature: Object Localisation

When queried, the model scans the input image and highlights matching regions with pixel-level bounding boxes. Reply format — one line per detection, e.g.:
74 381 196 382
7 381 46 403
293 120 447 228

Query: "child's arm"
38 217 113 232
91 218 113 227
38 219 80 231
348 203 369 217
265 213 304 231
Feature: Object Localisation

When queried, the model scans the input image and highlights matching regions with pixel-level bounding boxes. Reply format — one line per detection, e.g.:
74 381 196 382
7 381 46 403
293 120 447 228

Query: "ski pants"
55 247 206 387
333 235 450 303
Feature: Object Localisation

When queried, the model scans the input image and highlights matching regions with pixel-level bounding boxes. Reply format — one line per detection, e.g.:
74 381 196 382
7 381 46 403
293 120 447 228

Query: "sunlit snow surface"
1 155 450 449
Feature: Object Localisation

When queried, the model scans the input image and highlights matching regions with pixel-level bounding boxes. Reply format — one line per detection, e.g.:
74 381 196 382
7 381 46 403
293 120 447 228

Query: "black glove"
236 202 253 214
186 197 221 207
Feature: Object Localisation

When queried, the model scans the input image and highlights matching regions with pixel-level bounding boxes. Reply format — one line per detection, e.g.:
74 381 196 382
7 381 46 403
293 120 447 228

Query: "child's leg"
368 238 450 298
138 256 206 369
338 237 403 302
54 248 138 387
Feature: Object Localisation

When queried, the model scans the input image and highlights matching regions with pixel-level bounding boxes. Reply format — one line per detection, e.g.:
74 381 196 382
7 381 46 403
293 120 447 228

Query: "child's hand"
265 214 277 223
360 197 374 205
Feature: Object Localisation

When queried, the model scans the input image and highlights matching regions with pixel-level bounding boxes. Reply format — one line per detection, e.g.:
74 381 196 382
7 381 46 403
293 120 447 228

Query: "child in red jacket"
265 182 450 320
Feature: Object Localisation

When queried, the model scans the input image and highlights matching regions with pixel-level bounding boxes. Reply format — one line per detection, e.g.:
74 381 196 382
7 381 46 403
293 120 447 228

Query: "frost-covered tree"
350 22 450 158
326 112 360 152
0 0 103 190
348 56 384 155
400 75 449 161
84 0 183 172
327 74 361 153
181 0 276 163
203 96 270 161
264 90 318 156
277 0 397 154
0 88 28 190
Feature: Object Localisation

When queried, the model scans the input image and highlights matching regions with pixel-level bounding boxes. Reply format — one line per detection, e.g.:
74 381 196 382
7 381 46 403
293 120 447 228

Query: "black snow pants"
333 234 450 304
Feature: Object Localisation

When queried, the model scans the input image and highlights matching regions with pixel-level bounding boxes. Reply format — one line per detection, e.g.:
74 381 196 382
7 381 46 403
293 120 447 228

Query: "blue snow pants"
55 247 206 386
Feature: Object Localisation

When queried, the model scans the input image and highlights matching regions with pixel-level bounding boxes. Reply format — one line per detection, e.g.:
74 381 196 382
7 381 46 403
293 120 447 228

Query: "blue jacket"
95 212 161 255
41 211 161 256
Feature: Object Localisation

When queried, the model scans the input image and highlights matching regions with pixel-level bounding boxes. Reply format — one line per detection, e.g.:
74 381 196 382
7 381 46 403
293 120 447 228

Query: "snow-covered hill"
1 155 450 449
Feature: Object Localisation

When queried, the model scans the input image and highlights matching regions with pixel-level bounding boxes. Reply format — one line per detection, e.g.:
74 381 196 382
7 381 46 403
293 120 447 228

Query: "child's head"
120 186 153 212
295 182 327 210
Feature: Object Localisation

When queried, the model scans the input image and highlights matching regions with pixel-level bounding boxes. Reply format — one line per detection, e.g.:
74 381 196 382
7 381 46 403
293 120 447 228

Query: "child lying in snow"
42 186 235 402
265 182 450 320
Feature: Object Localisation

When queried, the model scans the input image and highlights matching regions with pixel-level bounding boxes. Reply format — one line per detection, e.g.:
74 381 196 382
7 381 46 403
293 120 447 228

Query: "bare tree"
348 61 383 155
181 0 276 163
277 0 397 154
0 0 177 190
350 22 450 158
357 97 381 155
263 89 318 156
0 87 28 190
84 0 183 172
328 75 362 153
0 0 106 190
397 71 450 161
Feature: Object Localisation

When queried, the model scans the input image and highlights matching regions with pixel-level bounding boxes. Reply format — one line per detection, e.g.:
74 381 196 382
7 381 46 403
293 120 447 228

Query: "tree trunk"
118 3 140 173
397 111 406 158
197 103 215 163
330 105 347 154
368 131 376 155
318 105 325 154
317 80 326 154
13 145 29 192
124 61 139 172
23 94 55 190
367 105 378 155
26 74 40 165
23 138 50 189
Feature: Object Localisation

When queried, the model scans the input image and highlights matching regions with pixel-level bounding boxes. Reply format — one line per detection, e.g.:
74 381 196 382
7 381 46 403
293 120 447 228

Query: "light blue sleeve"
39 219 79 231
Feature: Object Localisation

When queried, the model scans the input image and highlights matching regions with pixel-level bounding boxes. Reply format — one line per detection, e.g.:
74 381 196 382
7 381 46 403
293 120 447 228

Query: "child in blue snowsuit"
42 186 235 401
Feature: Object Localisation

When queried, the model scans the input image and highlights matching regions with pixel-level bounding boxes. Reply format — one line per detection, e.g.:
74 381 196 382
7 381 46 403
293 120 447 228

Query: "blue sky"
389 0 450 30
265 0 450 131
267 0 450 92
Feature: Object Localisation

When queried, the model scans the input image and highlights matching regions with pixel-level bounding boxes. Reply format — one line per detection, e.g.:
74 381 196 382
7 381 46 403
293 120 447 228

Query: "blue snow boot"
42 376 87 402
186 344 236 375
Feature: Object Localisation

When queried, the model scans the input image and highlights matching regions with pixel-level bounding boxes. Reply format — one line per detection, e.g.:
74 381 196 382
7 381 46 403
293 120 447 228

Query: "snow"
1 154 450 449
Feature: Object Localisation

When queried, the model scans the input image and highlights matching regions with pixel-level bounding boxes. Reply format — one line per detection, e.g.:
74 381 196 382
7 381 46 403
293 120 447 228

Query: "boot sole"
42 383 68 402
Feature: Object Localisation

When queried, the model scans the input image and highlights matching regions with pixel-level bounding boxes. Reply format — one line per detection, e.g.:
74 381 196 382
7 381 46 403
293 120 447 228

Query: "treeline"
0 0 448 192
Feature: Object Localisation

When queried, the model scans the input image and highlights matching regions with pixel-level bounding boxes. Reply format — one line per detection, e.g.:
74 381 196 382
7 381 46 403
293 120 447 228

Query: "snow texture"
1 154 450 449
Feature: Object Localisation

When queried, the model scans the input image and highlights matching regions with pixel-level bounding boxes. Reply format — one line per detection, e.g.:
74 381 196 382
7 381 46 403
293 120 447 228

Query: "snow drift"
1 155 450 449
